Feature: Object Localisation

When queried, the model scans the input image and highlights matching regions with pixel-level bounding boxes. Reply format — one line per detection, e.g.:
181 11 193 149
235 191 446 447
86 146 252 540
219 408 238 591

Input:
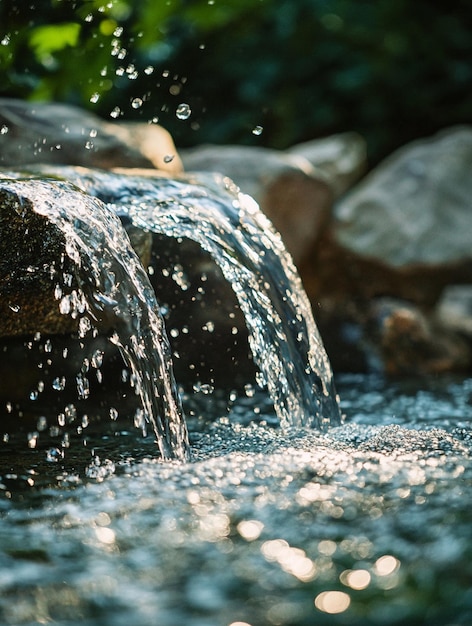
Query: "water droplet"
193 382 215 395
27 432 38 449
90 92 100 103
109 407 118 421
252 125 263 136
1 35 10 46
244 384 255 398
163 154 175 163
176 103 191 120
8 303 20 312
110 106 121 118
46 447 64 463
52 376 66 391
131 97 143 109
37 416 48 432
1 124 9 134
144 65 154 75
91 349 104 369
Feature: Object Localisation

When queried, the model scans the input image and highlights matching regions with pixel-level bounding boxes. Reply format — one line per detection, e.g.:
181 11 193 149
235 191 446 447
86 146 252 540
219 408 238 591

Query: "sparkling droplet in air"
131 98 143 109
46 447 64 463
252 125 263 136
163 154 175 164
90 92 100 104
37 416 48 431
176 103 191 120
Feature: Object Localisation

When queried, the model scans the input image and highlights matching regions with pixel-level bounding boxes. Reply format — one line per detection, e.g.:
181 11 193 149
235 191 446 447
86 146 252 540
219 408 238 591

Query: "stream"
0 170 471 625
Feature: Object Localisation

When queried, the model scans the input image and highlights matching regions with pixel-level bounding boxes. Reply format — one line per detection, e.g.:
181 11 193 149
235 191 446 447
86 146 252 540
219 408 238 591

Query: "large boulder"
300 127 472 373
307 126 472 308
0 98 182 173
334 126 472 269
180 144 333 264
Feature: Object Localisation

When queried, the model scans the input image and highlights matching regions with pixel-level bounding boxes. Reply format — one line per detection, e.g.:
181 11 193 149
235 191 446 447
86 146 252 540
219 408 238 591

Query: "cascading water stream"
45 167 341 430
0 176 189 461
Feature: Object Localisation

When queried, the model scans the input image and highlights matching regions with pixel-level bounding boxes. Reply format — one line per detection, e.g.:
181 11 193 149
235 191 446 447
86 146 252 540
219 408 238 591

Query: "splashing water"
40 167 341 430
0 176 189 460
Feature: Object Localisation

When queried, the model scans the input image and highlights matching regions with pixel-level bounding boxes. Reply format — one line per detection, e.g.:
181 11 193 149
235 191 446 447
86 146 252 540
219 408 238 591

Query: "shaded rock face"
0 184 139 433
0 98 182 173
0 186 77 337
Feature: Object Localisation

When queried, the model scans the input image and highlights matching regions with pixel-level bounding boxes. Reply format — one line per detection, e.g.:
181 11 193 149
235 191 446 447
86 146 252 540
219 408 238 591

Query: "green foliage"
29 23 81 61
0 0 471 162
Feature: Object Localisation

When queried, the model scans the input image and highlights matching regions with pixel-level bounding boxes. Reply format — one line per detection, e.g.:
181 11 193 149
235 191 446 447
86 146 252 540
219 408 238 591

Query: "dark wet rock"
0 98 182 173
0 185 76 337
365 298 471 375
317 295 472 376
180 144 333 264
288 131 368 198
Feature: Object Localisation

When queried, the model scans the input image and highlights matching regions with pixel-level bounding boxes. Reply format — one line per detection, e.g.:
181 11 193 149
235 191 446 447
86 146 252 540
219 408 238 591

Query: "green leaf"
29 22 81 60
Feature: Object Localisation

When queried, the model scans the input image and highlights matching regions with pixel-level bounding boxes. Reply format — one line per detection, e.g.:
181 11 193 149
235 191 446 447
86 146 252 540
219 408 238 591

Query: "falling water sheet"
29 165 341 431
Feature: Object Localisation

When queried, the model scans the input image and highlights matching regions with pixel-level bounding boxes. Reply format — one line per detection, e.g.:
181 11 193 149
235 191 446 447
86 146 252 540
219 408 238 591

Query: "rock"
334 126 472 268
288 131 368 197
0 98 182 173
435 285 472 337
299 126 472 314
180 144 333 264
366 298 471 375
111 122 183 174
0 185 76 337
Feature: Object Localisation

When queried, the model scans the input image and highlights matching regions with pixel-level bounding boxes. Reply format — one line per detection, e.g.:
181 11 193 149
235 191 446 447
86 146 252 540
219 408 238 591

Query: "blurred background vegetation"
0 0 471 163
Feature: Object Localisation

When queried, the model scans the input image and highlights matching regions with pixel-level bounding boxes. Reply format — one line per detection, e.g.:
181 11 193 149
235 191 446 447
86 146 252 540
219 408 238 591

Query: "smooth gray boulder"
334 126 472 267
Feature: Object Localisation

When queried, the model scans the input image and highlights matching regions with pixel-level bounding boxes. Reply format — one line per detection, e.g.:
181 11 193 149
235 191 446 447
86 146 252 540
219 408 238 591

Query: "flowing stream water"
0 171 471 626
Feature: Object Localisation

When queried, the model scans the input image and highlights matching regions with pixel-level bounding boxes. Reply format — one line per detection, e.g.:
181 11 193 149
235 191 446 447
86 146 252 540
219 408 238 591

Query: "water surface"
1 374 471 626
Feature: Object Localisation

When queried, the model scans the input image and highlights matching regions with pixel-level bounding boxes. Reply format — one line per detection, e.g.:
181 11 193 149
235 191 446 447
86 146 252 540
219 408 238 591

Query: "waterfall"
0 167 340 460
0 176 189 461
44 167 341 430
